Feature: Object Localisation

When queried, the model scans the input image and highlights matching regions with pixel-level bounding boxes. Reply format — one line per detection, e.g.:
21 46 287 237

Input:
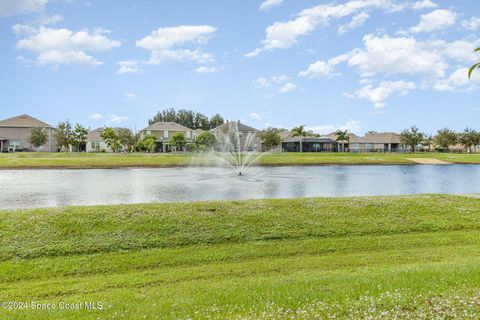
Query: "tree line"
400 126 480 153
148 108 224 129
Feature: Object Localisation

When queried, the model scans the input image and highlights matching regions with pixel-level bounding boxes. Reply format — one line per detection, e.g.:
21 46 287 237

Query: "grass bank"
0 195 479 319
1 152 480 168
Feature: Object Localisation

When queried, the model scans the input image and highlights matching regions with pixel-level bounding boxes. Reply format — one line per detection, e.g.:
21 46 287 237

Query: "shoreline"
0 162 474 170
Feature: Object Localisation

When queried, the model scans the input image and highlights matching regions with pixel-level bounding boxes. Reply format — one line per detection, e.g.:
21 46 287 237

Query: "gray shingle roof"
0 114 53 128
142 122 193 132
211 121 258 133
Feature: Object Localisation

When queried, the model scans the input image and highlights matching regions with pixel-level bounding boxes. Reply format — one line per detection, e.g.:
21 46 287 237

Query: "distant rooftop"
0 114 53 128
142 122 193 132
211 121 258 133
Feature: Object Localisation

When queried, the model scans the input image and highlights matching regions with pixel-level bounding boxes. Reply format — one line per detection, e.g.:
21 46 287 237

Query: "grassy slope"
0 195 479 319
1 152 480 168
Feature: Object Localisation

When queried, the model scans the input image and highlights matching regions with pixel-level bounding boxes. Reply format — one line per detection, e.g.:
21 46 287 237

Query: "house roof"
142 122 193 132
87 127 128 141
363 132 401 144
194 128 205 135
87 127 105 141
281 131 335 143
325 131 401 144
0 114 53 128
211 121 258 133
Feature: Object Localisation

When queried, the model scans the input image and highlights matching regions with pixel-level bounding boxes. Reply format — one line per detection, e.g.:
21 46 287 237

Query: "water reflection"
0 165 479 209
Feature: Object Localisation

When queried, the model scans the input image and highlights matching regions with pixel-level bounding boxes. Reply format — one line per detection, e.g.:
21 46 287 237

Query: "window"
146 130 151 135
9 141 20 150
186 131 191 138
91 141 101 151
164 130 168 138
365 143 374 151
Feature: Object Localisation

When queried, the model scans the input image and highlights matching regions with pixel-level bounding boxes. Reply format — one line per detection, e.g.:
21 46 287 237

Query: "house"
193 128 205 140
280 131 337 152
0 114 56 152
87 127 111 152
325 131 403 152
139 122 194 152
210 121 261 151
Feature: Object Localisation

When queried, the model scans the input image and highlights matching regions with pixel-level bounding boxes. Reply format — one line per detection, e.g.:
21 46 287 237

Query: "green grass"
0 195 480 319
1 152 480 168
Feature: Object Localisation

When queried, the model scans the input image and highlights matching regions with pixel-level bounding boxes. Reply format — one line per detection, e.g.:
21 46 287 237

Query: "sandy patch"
407 158 452 164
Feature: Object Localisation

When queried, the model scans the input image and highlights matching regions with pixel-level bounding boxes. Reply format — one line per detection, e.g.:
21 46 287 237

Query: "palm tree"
291 125 309 152
335 130 350 152
469 47 480 78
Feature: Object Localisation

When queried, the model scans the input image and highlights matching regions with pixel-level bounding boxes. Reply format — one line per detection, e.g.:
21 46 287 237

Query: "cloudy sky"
0 0 479 134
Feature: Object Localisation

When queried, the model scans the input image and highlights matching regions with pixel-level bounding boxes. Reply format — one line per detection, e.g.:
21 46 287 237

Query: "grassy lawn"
1 152 480 168
0 195 479 319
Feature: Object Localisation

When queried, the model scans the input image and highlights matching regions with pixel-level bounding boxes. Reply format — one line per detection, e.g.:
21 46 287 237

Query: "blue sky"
0 0 479 135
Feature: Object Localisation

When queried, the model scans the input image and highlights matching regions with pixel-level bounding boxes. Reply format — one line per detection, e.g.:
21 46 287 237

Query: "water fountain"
208 121 265 176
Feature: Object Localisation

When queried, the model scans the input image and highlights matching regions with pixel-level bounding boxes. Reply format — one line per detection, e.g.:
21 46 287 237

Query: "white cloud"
124 92 137 101
0 0 46 17
298 54 349 78
35 14 63 25
249 112 262 121
106 114 129 125
246 0 399 56
433 68 480 92
255 77 271 87
337 12 370 34
347 34 448 78
409 9 457 34
306 119 361 135
411 0 437 10
279 82 297 93
117 60 142 74
259 0 283 11
14 26 121 66
195 66 220 73
137 25 217 65
347 80 416 108
255 74 289 87
149 49 214 64
462 17 480 31
90 113 102 121
271 74 289 83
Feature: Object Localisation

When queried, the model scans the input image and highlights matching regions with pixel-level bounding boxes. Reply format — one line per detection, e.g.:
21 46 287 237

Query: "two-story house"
0 114 56 152
140 122 194 152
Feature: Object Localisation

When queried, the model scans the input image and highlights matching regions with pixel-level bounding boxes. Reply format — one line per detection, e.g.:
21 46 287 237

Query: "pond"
0 165 479 209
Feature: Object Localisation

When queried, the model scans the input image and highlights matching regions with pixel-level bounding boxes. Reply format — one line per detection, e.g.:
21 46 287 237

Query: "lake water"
0 165 479 209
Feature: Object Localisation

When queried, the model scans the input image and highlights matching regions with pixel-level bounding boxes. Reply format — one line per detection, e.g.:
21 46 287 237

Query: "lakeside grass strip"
1 152 480 168
0 195 479 318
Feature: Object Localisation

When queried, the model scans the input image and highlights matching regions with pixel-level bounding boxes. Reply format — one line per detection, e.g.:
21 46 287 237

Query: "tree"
72 123 88 152
422 134 434 152
291 125 309 137
469 47 480 78
194 113 210 128
135 135 156 152
434 128 458 152
335 130 350 152
148 108 177 125
459 128 480 153
28 127 48 151
55 120 74 152
170 132 186 151
400 126 425 153
209 114 224 128
196 131 216 150
100 127 121 152
260 127 281 151
116 128 135 152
